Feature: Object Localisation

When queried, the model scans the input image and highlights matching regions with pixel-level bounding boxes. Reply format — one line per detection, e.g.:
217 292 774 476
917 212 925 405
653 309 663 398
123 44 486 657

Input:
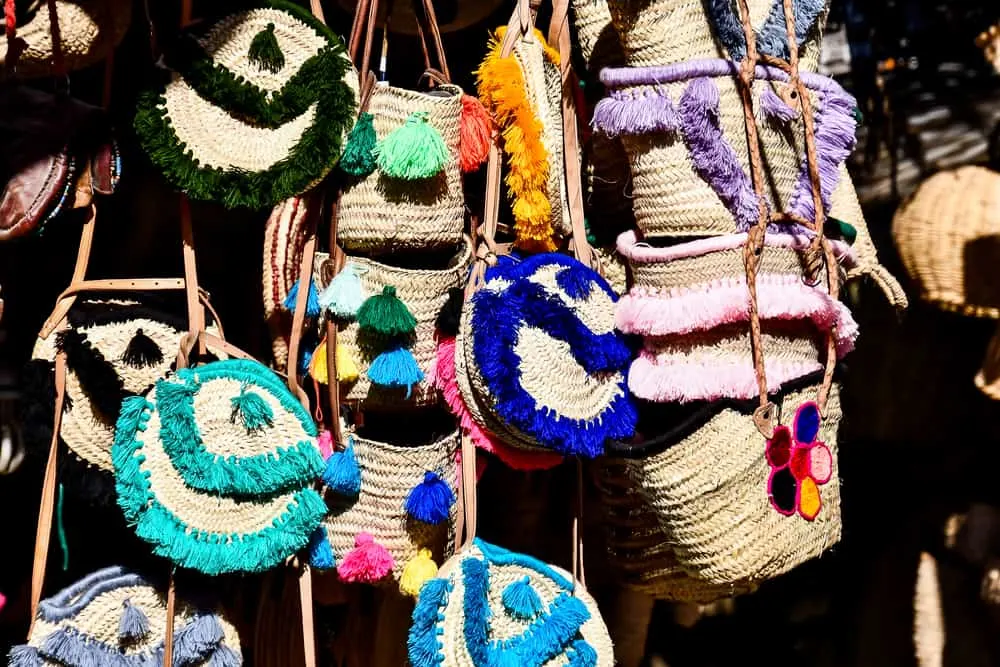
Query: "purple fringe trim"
678 77 763 231
787 90 858 223
760 86 799 123
592 88 679 137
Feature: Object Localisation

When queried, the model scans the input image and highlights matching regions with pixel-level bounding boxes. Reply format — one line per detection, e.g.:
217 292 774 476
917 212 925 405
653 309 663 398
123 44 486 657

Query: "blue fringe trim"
38 566 146 622
707 0 826 61
407 578 450 666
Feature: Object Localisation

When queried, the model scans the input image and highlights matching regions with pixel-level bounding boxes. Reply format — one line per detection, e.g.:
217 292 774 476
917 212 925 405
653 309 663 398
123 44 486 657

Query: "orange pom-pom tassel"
459 94 493 173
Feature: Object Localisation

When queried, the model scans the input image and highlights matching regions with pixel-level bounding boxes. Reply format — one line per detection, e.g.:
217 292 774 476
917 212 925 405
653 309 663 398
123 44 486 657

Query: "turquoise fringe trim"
407 578 450 666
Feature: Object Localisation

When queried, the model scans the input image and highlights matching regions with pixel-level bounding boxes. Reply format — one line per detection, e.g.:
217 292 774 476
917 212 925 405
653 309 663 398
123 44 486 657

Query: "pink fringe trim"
616 277 859 354
628 354 824 403
434 337 562 471
616 229 855 267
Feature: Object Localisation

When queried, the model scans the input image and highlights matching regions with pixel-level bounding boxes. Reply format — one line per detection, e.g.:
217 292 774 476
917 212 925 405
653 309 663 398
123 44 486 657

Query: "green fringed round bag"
135 0 359 209
112 358 327 575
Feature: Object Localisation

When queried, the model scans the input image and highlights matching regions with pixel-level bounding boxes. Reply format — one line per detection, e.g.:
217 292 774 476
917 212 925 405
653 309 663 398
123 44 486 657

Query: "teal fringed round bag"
112 359 327 575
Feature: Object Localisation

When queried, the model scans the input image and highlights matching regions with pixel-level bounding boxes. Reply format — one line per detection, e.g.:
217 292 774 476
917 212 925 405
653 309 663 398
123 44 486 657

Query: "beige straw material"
28 582 241 663
337 84 466 252
593 245 629 296
434 543 614 666
913 552 945 667
159 9 359 177
262 196 311 372
621 76 832 239
892 166 1000 318
571 0 626 71
604 0 826 69
593 459 755 602
631 381 842 586
314 237 472 407
0 0 131 80
323 430 459 583
32 316 199 472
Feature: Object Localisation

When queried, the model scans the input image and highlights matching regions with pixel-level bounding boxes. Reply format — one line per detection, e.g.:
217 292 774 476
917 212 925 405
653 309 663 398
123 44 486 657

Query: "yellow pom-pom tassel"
336 343 359 383
400 548 438 597
309 338 329 384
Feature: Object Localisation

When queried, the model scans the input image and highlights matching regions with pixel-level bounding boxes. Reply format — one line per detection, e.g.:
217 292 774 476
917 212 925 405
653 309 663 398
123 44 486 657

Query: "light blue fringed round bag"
112 358 327 575
9 565 242 667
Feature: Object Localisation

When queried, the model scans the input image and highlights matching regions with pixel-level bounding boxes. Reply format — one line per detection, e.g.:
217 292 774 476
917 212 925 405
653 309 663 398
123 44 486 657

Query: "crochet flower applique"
766 402 833 520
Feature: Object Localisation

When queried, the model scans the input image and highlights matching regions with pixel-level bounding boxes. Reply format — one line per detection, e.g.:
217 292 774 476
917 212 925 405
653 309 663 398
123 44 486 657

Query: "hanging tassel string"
56 482 69 571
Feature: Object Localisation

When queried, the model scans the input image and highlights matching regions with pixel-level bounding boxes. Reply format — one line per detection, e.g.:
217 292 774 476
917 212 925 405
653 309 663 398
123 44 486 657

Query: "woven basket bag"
313 237 472 407
606 375 842 587
892 166 1000 318
0 0 131 80
11 565 242 666
321 429 459 590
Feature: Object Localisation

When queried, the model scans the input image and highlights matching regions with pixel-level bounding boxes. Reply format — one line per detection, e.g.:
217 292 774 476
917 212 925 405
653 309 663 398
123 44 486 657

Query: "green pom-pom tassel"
357 286 417 338
340 113 377 177
502 577 544 620
248 23 285 73
230 386 274 433
375 112 449 180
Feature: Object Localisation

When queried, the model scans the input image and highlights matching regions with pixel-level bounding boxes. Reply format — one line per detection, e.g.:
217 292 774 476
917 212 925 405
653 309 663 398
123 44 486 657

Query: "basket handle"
350 0 451 85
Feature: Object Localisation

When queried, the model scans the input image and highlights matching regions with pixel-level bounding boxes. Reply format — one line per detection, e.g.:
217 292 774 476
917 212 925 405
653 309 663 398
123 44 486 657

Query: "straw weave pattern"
323 430 459 582
571 0 626 70
337 84 466 252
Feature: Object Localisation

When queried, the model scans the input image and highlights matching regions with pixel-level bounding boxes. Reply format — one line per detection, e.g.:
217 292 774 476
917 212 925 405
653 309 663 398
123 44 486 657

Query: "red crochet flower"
766 401 833 521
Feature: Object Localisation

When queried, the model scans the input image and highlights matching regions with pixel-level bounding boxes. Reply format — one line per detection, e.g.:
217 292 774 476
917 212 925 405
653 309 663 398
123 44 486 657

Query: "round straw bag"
0 0 131 80
11 565 242 666
112 358 327 575
604 0 828 70
606 373 842 587
616 231 858 402
892 166 1000 318
320 429 459 591
22 297 222 504
313 237 472 407
135 0 359 209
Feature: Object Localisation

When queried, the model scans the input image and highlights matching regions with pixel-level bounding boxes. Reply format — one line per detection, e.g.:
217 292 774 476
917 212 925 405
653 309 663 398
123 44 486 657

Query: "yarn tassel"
459 94 492 172
230 387 274 433
375 112 449 180
501 576 543 619
335 342 359 382
367 347 423 397
357 286 416 338
405 471 454 525
208 645 243 667
592 88 678 137
760 85 799 123
340 112 378 177
337 533 394 583
322 437 361 496
118 599 150 642
8 646 42 667
172 614 224 658
121 329 163 368
318 264 366 320
283 279 322 318
399 548 438 597
568 639 599 667
317 430 334 459
307 527 336 570
248 23 284 73
309 338 329 384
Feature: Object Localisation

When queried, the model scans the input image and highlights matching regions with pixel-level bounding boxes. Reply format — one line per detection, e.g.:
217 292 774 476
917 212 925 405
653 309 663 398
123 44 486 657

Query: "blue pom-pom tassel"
405 471 454 525
568 639 599 667
307 527 336 570
367 346 424 398
119 599 150 641
208 644 243 667
319 265 367 320
8 645 43 667
501 576 543 620
322 437 362 496
283 279 322 318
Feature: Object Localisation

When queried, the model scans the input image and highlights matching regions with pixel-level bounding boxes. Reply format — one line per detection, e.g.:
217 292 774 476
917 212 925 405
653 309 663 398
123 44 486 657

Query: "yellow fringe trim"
477 27 558 252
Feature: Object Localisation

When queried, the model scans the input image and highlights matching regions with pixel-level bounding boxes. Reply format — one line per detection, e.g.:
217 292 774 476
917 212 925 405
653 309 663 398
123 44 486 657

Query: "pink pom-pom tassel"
317 430 334 460
337 533 394 583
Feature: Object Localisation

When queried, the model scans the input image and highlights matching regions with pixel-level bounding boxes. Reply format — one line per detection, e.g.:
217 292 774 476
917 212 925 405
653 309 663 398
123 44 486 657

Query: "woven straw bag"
0 0 131 80
571 0 625 71
262 196 313 371
22 297 221 504
10 565 242 666
313 237 472 407
892 166 1000 318
135 0 360 209
113 358 327 575
320 429 459 590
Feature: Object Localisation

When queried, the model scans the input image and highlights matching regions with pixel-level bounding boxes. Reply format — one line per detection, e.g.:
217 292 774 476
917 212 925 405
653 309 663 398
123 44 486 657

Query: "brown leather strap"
27 352 65 636
351 0 451 83
179 197 206 353
325 194 345 446
458 433 477 549
285 200 319 412
38 206 97 337
572 457 586 587
176 331 255 370
298 562 317 667
163 570 176 667
180 0 192 27
309 0 326 24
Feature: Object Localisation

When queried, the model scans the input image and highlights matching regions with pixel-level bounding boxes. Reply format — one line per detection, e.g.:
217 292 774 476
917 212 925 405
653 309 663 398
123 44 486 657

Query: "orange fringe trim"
476 27 560 253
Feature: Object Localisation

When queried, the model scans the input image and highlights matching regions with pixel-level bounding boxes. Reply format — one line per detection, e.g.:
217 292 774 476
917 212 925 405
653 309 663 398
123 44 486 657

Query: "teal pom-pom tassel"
501 577 543 620
230 387 274 433
322 437 362 496
283 279 322 318
375 112 449 180
308 527 336 570
340 112 378 177
248 23 285 73
319 264 367 320
405 471 454 525
367 346 424 397
118 599 149 642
